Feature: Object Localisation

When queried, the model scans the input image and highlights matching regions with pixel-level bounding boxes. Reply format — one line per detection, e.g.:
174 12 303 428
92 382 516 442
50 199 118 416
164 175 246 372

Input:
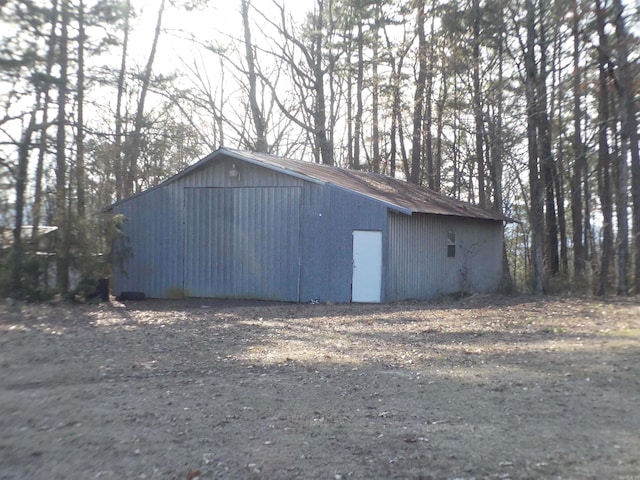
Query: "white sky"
128 0 315 75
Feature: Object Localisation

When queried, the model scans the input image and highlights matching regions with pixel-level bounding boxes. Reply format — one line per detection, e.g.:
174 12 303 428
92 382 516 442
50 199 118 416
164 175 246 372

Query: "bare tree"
524 0 544 293
472 0 485 206
611 0 639 293
383 15 411 179
252 0 334 165
535 2 559 277
76 0 86 220
595 0 614 296
55 0 71 292
570 0 586 282
241 0 268 152
114 0 131 201
409 0 426 184
125 0 166 196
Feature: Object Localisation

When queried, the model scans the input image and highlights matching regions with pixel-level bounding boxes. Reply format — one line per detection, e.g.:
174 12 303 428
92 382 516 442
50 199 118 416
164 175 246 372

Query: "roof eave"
327 182 413 215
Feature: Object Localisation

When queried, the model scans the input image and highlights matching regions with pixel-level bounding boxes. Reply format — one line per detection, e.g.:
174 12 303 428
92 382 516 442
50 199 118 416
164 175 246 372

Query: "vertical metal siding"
387 213 503 301
298 184 387 303
457 217 504 293
113 160 305 299
112 185 184 298
183 187 301 301
181 159 305 189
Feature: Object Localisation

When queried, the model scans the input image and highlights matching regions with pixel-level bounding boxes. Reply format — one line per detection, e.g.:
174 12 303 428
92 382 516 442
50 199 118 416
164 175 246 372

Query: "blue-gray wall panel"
180 159 305 189
298 184 387 303
112 186 184 298
184 187 301 301
112 159 305 299
387 213 503 301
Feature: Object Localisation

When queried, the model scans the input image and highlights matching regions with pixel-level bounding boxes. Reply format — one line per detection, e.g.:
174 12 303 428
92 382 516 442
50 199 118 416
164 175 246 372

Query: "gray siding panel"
112 185 184 298
298 184 387 303
387 213 503 301
112 161 304 300
183 187 301 301
181 160 305 189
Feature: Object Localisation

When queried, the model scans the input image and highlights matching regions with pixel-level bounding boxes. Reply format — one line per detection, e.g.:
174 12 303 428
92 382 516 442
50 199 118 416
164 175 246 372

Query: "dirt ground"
1 294 639 480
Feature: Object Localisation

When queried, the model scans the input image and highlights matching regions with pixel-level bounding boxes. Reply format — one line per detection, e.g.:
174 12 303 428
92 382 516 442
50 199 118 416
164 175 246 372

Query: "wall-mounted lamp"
229 163 239 179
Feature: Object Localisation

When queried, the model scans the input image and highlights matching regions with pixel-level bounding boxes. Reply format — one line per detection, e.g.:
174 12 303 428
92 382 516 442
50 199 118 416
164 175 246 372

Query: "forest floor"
1 294 639 480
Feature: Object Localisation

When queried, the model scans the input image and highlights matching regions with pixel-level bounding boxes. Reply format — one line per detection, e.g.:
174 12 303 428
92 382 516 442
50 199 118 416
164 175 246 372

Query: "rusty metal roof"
109 147 508 221
217 148 507 221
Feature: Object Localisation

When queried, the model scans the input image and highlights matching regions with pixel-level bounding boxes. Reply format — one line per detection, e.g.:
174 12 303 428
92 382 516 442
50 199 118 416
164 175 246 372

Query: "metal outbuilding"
108 147 508 303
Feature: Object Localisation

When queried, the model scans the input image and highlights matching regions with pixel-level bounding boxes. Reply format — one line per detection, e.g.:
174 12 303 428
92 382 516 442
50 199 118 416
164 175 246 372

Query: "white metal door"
352 230 382 303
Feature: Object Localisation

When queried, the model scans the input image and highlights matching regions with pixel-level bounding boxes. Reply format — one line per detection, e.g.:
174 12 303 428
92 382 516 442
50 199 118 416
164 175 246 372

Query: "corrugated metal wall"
113 158 305 300
298 184 387 303
387 212 503 301
183 187 301 301
112 185 185 298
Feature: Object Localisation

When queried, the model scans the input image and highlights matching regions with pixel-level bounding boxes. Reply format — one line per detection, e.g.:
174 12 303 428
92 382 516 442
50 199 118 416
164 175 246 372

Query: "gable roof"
109 147 508 221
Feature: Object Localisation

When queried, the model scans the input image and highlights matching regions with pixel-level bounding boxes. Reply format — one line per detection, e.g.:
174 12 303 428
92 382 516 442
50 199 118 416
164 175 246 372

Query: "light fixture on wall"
229 163 239 179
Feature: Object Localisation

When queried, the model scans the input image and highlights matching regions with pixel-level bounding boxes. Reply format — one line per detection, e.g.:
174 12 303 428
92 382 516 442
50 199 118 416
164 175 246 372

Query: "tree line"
0 0 638 298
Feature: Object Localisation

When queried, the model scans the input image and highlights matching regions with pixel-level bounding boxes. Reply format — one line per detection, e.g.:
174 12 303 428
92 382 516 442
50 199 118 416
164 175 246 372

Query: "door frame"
351 229 383 303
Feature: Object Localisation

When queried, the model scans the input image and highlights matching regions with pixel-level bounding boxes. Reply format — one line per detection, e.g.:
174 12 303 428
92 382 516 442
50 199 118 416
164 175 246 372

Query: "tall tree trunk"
353 20 364 170
423 13 435 189
76 0 86 220
12 110 38 296
241 0 267 153
595 0 614 296
554 141 569 274
326 0 337 164
384 27 408 178
398 110 409 178
536 4 559 277
612 0 640 293
312 0 333 166
114 0 130 201
32 0 59 236
126 0 165 196
32 109 48 235
584 138 594 272
217 54 226 146
570 0 586 281
410 0 426 184
611 0 633 294
488 29 505 215
434 72 446 193
490 19 513 292
452 75 460 199
472 0 485 206
371 58 380 172
389 92 397 178
344 9 353 168
615 118 630 294
371 6 380 174
552 36 569 274
525 0 544 293
346 42 353 168
55 0 70 293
